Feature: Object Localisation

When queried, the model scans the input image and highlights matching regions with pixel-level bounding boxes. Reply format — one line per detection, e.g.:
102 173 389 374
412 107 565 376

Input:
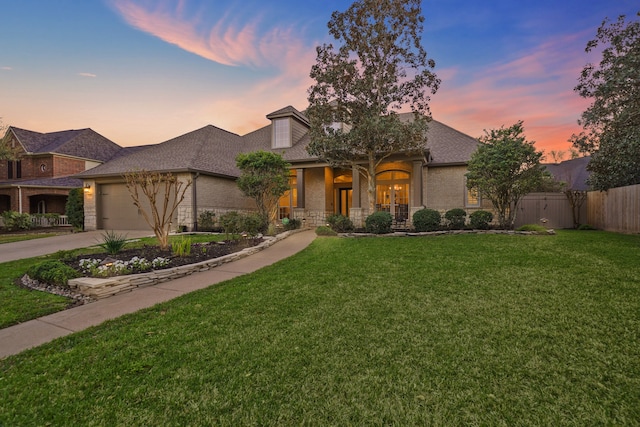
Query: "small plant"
315 226 337 236
198 210 216 231
578 224 596 230
469 210 493 230
413 208 441 232
28 260 80 287
172 237 192 257
327 214 355 233
240 213 267 236
99 230 128 255
444 208 467 230
365 211 393 234
284 218 302 231
220 211 242 239
1 210 32 231
516 224 548 233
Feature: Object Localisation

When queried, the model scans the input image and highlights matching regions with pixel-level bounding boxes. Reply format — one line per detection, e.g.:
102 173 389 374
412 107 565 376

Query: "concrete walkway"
0 230 316 359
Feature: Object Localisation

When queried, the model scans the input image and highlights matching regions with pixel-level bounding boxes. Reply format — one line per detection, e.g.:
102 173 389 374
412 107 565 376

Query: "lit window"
465 178 481 207
272 118 291 148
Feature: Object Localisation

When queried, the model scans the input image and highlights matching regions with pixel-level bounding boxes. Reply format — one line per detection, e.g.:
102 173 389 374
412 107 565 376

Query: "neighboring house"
0 127 122 218
76 105 488 231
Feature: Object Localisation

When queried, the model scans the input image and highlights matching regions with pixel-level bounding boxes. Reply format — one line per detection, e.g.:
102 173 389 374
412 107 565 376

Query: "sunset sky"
1 0 637 156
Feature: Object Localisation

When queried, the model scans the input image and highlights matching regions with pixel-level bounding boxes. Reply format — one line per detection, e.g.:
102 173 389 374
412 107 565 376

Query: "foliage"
565 190 588 229
98 230 128 255
171 237 192 257
444 208 467 230
469 210 494 230
326 214 355 233
466 121 547 229
124 170 191 250
516 224 548 233
306 0 439 213
197 210 216 231
365 211 393 234
571 12 640 190
219 211 242 239
27 260 80 287
412 208 441 232
315 225 337 236
240 212 268 236
2 232 640 425
63 188 84 230
578 224 597 231
283 218 302 231
235 151 290 225
0 211 31 231
0 118 21 161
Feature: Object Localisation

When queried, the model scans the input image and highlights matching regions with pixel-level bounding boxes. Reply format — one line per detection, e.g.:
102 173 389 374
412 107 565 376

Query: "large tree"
235 151 291 226
466 121 547 229
306 0 439 213
571 12 640 190
0 118 20 160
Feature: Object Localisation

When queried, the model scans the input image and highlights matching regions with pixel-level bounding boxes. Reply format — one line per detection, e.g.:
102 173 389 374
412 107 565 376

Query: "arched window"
376 170 410 221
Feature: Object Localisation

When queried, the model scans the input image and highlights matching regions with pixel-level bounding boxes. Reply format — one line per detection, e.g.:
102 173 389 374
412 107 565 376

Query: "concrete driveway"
0 230 152 263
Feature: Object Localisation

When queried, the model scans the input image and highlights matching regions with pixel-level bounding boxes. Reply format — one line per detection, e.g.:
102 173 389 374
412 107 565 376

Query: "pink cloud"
432 31 594 154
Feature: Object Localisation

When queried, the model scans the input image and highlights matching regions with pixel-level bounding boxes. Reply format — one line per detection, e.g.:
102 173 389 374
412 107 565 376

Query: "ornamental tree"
235 151 291 227
465 121 547 229
306 0 439 213
571 12 640 190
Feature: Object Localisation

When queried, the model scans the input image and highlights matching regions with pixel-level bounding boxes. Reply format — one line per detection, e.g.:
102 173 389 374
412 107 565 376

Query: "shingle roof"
9 127 122 162
76 125 245 178
545 156 591 191
0 176 83 189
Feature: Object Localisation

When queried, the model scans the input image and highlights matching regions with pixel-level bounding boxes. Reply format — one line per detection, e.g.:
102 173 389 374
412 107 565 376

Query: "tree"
0 118 20 160
306 0 439 213
124 170 191 250
235 151 290 227
571 12 640 190
65 188 84 230
466 121 547 229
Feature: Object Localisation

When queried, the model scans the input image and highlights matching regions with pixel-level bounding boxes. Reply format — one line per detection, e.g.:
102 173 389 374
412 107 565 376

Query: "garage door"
98 183 152 230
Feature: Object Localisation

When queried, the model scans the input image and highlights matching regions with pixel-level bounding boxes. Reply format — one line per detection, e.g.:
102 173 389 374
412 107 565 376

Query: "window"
278 173 297 219
465 178 481 207
376 170 410 221
6 160 21 179
272 118 291 148
7 161 12 179
40 163 47 172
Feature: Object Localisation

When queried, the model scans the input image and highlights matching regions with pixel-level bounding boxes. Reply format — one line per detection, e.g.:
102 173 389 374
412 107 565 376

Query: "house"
0 127 123 220
76 106 488 231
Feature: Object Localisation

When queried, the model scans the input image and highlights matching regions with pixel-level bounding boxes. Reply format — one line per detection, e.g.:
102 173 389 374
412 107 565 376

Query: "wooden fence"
587 184 640 234
515 192 583 229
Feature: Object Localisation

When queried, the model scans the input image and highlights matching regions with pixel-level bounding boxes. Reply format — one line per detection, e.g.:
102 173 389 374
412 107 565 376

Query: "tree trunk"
367 156 377 213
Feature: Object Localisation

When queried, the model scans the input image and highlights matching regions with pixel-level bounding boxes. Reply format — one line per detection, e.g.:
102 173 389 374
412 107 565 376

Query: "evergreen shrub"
469 210 493 230
445 208 467 230
365 211 393 234
413 208 441 232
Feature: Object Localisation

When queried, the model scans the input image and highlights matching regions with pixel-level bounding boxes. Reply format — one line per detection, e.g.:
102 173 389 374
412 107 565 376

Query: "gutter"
192 172 199 230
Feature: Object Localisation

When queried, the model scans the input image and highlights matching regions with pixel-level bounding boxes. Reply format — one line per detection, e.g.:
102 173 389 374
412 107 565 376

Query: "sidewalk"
0 230 316 359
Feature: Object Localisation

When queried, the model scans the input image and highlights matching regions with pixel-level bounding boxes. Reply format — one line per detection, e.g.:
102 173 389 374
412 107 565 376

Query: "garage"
97 183 155 230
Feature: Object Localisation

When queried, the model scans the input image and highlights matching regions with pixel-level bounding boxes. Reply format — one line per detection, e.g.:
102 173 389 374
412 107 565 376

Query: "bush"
283 218 302 231
240 213 267 236
65 188 84 230
1 210 32 231
198 210 216 231
99 230 128 255
315 226 337 236
469 210 493 230
220 211 242 238
27 260 80 287
412 208 441 232
444 208 467 230
365 211 393 234
516 224 548 233
327 214 354 233
578 224 596 230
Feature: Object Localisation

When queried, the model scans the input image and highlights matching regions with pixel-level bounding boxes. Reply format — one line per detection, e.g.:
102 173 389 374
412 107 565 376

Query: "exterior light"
83 183 91 193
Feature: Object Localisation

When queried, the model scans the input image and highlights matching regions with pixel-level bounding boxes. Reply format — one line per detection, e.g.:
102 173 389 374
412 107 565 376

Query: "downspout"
192 173 199 231
17 186 22 213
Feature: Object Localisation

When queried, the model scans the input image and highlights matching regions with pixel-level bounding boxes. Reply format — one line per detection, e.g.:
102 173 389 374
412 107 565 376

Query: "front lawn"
1 231 639 425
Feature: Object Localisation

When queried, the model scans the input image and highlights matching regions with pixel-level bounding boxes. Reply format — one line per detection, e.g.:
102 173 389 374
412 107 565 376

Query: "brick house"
77 105 490 231
0 127 122 217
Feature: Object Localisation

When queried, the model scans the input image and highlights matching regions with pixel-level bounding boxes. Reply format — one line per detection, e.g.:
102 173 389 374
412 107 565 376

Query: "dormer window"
272 118 291 149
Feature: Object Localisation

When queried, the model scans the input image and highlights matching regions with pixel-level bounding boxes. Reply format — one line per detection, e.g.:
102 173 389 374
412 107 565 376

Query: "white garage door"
98 183 151 230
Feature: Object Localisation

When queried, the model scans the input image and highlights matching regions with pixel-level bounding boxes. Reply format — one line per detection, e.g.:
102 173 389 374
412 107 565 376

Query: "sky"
1 0 638 157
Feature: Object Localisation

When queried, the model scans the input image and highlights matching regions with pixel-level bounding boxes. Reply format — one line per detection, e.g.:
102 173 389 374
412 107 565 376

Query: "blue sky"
1 0 637 155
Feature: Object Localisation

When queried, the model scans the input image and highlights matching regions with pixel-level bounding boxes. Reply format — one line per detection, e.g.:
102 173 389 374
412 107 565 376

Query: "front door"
338 188 352 217
376 171 410 221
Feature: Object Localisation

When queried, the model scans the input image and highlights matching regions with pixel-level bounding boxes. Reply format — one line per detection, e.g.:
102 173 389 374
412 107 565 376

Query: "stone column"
296 168 305 208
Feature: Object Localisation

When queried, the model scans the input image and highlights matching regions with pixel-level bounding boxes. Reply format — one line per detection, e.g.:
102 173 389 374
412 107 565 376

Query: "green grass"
1 231 639 425
0 232 61 244
0 233 227 329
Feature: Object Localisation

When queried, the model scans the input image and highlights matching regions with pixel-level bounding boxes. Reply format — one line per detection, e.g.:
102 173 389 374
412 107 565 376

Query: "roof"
545 156 591 191
0 176 83 189
76 125 245 178
8 127 122 162
77 106 479 179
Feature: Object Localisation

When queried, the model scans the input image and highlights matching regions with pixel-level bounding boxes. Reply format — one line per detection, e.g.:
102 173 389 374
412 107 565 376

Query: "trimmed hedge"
445 208 467 230
469 210 493 230
365 211 393 234
327 214 354 233
413 208 441 232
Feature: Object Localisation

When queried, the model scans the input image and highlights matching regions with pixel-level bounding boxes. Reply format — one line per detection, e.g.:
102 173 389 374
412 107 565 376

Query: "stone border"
66 230 300 300
338 229 556 237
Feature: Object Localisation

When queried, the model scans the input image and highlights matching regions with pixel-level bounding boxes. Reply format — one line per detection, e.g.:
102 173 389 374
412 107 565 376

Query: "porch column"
296 168 305 208
410 160 424 223
350 165 364 227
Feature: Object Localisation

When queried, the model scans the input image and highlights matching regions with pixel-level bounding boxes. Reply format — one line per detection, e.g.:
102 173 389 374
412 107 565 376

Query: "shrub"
99 230 128 255
516 224 548 233
469 210 493 230
444 208 467 230
327 214 354 233
28 260 80 287
65 188 84 230
315 226 337 236
413 208 441 232
240 212 267 236
220 211 242 238
284 218 302 231
172 237 192 257
198 210 216 231
1 210 32 231
578 224 596 230
366 211 393 234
